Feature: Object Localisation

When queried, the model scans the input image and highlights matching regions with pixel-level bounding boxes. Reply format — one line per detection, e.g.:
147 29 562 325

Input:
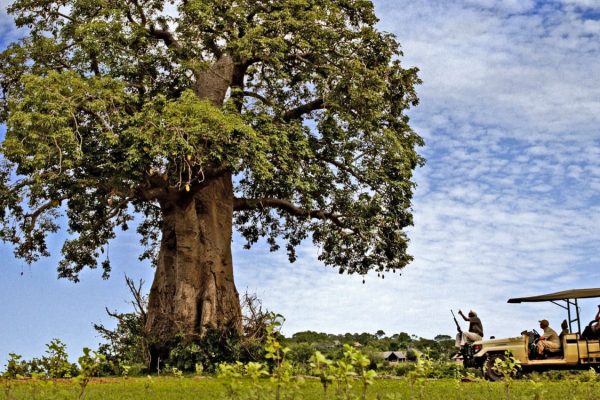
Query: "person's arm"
595 305 600 321
458 310 470 321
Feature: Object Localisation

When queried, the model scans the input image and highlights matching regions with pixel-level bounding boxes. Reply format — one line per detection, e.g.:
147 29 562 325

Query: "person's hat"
539 319 549 327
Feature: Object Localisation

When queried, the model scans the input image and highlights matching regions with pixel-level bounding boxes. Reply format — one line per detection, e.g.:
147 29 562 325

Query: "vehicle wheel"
484 354 505 381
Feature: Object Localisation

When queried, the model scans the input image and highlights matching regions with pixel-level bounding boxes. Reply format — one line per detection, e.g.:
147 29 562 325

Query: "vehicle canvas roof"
508 288 600 303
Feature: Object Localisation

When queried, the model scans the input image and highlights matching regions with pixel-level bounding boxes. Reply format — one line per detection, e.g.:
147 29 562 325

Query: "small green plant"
528 379 547 400
217 362 244 400
195 363 204 376
144 375 154 393
579 367 598 400
121 364 131 379
491 351 521 400
265 318 302 400
42 339 78 378
309 351 334 399
357 360 377 400
332 345 357 399
245 361 269 400
171 366 184 378
74 347 104 400
407 352 434 400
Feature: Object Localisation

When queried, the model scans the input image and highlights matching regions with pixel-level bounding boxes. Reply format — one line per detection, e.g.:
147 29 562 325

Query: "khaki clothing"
543 326 560 345
537 326 560 354
467 316 484 337
456 331 482 347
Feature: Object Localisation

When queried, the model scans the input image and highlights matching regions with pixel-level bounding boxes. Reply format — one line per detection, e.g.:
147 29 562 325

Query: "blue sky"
1 0 599 364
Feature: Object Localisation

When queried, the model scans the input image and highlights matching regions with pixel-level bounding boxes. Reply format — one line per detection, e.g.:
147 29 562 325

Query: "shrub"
394 362 417 377
41 339 79 378
74 347 105 399
2 353 27 378
168 326 241 372
288 342 315 367
94 276 149 374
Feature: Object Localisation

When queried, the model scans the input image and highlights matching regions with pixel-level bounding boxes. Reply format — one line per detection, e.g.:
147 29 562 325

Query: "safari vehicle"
461 288 600 380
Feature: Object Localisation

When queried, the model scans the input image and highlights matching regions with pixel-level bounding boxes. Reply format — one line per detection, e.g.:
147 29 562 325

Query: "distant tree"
376 330 386 339
290 331 331 344
0 0 422 366
434 334 452 342
397 332 412 345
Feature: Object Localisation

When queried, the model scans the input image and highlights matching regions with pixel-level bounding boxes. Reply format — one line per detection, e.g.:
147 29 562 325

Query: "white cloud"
230 0 600 340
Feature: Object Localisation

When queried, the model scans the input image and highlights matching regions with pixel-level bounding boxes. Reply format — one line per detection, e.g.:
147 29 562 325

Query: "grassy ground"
0 376 597 400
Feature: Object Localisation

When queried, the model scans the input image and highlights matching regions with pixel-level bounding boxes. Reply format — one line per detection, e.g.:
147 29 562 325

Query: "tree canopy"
0 0 423 281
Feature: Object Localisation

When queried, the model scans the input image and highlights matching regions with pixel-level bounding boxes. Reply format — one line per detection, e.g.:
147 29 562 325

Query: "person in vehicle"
536 319 560 355
455 309 484 347
581 305 600 340
560 319 569 336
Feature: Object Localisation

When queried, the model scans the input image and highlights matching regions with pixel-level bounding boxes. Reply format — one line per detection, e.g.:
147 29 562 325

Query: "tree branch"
125 274 147 323
243 91 273 107
316 154 367 184
233 197 343 226
106 196 132 220
24 195 69 235
282 98 325 122
148 26 181 50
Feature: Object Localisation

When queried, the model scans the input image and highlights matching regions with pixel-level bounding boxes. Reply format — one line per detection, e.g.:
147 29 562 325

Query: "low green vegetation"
4 325 600 400
2 374 600 400
3 293 598 399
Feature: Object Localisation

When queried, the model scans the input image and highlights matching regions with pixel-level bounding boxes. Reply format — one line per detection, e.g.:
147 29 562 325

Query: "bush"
41 339 78 378
168 327 241 373
2 339 79 378
288 343 315 367
2 353 28 378
394 362 417 376
94 276 149 375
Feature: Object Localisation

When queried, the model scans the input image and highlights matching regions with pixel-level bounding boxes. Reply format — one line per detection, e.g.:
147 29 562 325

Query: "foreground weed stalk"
217 362 244 400
309 352 334 400
74 348 104 400
3 379 14 400
490 351 521 400
579 367 598 400
265 315 303 400
245 362 269 400
407 353 433 400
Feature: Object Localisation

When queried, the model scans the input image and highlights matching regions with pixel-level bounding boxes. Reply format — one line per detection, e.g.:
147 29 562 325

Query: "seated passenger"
560 319 569 336
581 305 600 340
536 319 560 355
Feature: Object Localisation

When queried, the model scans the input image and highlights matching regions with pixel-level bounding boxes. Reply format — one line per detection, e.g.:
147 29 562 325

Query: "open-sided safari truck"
461 288 600 380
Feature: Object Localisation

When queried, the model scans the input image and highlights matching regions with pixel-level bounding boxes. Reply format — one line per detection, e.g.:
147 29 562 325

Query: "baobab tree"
0 0 423 364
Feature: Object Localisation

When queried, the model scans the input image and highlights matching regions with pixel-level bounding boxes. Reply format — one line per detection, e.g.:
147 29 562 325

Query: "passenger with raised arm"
455 309 484 347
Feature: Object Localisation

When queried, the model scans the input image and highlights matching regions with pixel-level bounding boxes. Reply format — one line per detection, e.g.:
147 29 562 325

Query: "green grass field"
1 376 597 400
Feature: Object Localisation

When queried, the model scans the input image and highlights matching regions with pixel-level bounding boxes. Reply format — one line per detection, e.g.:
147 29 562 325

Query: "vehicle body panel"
461 288 600 376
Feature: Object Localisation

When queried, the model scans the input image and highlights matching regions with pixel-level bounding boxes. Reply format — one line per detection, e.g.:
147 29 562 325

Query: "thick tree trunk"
145 174 242 368
145 54 240 369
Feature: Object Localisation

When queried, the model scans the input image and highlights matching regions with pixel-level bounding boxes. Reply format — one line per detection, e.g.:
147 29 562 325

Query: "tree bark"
145 55 240 369
145 174 242 368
